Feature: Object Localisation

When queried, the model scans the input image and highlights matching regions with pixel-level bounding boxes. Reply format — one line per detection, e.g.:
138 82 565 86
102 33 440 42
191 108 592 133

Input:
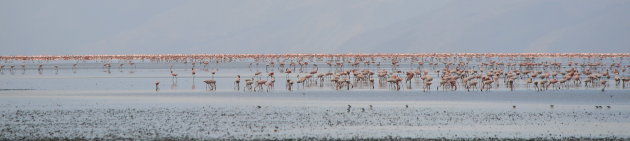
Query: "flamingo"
254 71 262 80
481 80 493 91
265 79 274 92
623 77 630 88
170 71 178 81
211 69 217 79
507 78 514 91
600 80 607 92
234 75 241 90
203 79 217 91
286 79 294 91
614 75 620 86
267 72 274 79
254 80 267 92
285 68 292 79
296 76 307 88
405 72 414 85
467 81 478 91
245 79 254 91
548 78 559 90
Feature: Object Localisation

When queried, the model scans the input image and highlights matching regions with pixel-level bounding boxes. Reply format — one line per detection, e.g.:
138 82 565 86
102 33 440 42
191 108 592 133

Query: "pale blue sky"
1 0 629 55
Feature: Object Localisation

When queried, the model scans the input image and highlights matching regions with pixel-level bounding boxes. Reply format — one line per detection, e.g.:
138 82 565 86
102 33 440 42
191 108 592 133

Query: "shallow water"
1 57 629 139
1 57 627 92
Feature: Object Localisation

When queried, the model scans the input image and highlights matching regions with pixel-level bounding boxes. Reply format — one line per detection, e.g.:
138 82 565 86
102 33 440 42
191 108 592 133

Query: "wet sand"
1 90 628 140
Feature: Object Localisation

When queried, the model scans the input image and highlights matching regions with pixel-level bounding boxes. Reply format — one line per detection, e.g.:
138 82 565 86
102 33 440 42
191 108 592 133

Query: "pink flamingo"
254 80 267 92
170 71 178 81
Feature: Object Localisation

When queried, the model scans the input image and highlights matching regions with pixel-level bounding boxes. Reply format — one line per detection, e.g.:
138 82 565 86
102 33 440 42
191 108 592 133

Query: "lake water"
1 56 629 139
1 56 626 92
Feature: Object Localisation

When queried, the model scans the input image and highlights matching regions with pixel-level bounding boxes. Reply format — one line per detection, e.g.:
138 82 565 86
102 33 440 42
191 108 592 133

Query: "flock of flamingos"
1 53 629 92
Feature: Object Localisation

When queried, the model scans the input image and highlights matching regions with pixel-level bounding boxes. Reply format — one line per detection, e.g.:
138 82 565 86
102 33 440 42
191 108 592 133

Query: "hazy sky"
1 0 629 55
